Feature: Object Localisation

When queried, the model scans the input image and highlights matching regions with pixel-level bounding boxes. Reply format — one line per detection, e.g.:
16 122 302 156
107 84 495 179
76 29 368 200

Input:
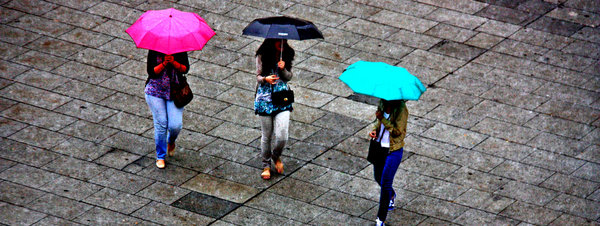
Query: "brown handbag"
170 74 193 108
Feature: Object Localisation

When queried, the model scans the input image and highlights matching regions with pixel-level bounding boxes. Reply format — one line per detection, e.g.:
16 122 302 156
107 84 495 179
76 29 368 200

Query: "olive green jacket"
372 101 408 152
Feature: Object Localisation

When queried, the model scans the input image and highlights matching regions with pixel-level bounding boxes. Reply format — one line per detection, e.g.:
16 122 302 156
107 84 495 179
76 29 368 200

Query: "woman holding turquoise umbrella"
339 61 426 226
369 99 408 226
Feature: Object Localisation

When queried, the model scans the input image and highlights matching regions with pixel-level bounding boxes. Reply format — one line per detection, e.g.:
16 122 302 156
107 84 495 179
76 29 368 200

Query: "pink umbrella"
126 8 215 55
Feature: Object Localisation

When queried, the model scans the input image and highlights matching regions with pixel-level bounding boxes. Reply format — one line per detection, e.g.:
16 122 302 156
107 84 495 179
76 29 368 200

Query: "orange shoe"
167 143 175 157
156 159 165 169
261 167 271 180
274 159 284 174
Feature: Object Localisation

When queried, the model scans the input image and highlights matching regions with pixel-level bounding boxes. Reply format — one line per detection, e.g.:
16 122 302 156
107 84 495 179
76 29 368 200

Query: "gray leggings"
260 111 290 168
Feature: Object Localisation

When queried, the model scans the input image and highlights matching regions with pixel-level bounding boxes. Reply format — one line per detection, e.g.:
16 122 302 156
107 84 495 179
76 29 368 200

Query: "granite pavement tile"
310 209 373 226
509 27 574 49
481 85 548 110
271 177 329 203
83 187 150 215
90 167 153 194
28 193 93 220
101 131 154 156
0 117 26 137
54 99 119 123
33 216 82 226
402 171 469 200
209 161 282 189
181 173 259 204
490 160 554 185
59 120 119 143
0 25 40 46
54 79 117 103
472 117 540 144
522 149 586 174
571 162 600 182
51 61 116 85
548 214 598 226
0 181 46 205
10 14 73 38
291 163 354 190
0 202 47 225
572 26 600 44
100 111 152 135
132 201 214 225
43 155 107 181
338 17 399 40
137 182 191 205
546 194 600 220
172 191 239 219
282 4 350 27
495 180 559 206
541 173 600 199
578 144 600 164
500 201 562 225
422 123 487 149
524 114 594 139
24 36 85 58
93 149 140 169
527 132 589 157
446 166 508 193
199 139 257 164
404 195 470 222
220 206 292 225
74 207 155 226
247 192 328 223
454 208 520 225
473 137 535 161
39 174 103 201
0 138 60 167
312 190 377 216
1 83 71 110
10 126 70 149
313 149 369 175
58 28 114 48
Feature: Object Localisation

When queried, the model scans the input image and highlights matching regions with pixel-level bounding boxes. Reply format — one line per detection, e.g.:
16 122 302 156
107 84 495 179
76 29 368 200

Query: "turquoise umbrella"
339 61 427 101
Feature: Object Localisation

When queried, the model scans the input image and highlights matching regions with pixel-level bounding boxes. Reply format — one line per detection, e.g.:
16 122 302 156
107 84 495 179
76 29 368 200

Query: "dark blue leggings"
373 148 403 221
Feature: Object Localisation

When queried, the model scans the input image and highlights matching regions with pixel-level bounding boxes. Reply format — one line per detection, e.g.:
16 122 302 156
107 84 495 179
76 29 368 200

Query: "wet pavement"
0 0 599 225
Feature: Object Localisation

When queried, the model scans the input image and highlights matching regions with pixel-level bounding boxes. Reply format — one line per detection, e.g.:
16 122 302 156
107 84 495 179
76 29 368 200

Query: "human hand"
375 110 383 120
164 55 174 64
369 130 377 139
265 75 279 85
277 60 285 69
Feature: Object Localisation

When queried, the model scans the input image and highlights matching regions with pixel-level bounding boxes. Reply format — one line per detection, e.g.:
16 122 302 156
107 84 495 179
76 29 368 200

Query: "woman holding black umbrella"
254 39 295 180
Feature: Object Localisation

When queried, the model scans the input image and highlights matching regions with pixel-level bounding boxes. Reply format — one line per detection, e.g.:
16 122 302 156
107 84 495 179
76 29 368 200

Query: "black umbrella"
242 16 324 60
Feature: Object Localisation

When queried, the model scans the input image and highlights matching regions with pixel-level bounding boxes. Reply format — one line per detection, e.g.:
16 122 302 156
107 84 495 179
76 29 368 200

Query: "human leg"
145 94 168 166
377 148 404 222
166 100 183 156
271 111 289 173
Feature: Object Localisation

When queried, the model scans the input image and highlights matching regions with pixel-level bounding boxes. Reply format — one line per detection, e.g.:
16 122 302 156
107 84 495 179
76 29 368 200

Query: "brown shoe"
167 143 175 157
274 159 284 174
156 159 165 169
261 167 271 180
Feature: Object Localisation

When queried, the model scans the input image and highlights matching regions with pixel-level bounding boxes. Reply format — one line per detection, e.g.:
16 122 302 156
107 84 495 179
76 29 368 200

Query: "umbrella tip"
169 15 172 17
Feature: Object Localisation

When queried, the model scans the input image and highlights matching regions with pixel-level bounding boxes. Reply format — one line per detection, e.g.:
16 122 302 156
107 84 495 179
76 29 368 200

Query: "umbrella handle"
280 39 284 61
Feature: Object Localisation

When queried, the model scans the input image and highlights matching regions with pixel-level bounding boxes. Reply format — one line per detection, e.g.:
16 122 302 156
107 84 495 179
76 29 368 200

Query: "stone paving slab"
1 0 599 225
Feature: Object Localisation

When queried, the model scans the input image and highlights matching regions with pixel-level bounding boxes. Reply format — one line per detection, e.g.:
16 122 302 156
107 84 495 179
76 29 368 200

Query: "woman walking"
254 39 295 180
368 99 408 226
145 50 190 169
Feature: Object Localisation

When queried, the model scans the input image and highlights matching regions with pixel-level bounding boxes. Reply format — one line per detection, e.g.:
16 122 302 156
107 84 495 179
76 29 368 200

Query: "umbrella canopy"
126 8 215 55
242 16 324 40
339 61 427 101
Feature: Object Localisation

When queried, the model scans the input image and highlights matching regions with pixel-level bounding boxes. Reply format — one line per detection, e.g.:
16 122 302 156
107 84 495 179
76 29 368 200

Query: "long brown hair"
255 39 295 76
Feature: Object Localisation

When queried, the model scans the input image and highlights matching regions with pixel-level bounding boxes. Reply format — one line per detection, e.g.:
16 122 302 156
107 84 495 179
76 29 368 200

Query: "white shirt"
377 112 391 148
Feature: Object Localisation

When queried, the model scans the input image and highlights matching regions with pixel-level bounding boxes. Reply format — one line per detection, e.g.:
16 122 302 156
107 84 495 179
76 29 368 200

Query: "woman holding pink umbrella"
126 8 215 168
144 50 189 168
